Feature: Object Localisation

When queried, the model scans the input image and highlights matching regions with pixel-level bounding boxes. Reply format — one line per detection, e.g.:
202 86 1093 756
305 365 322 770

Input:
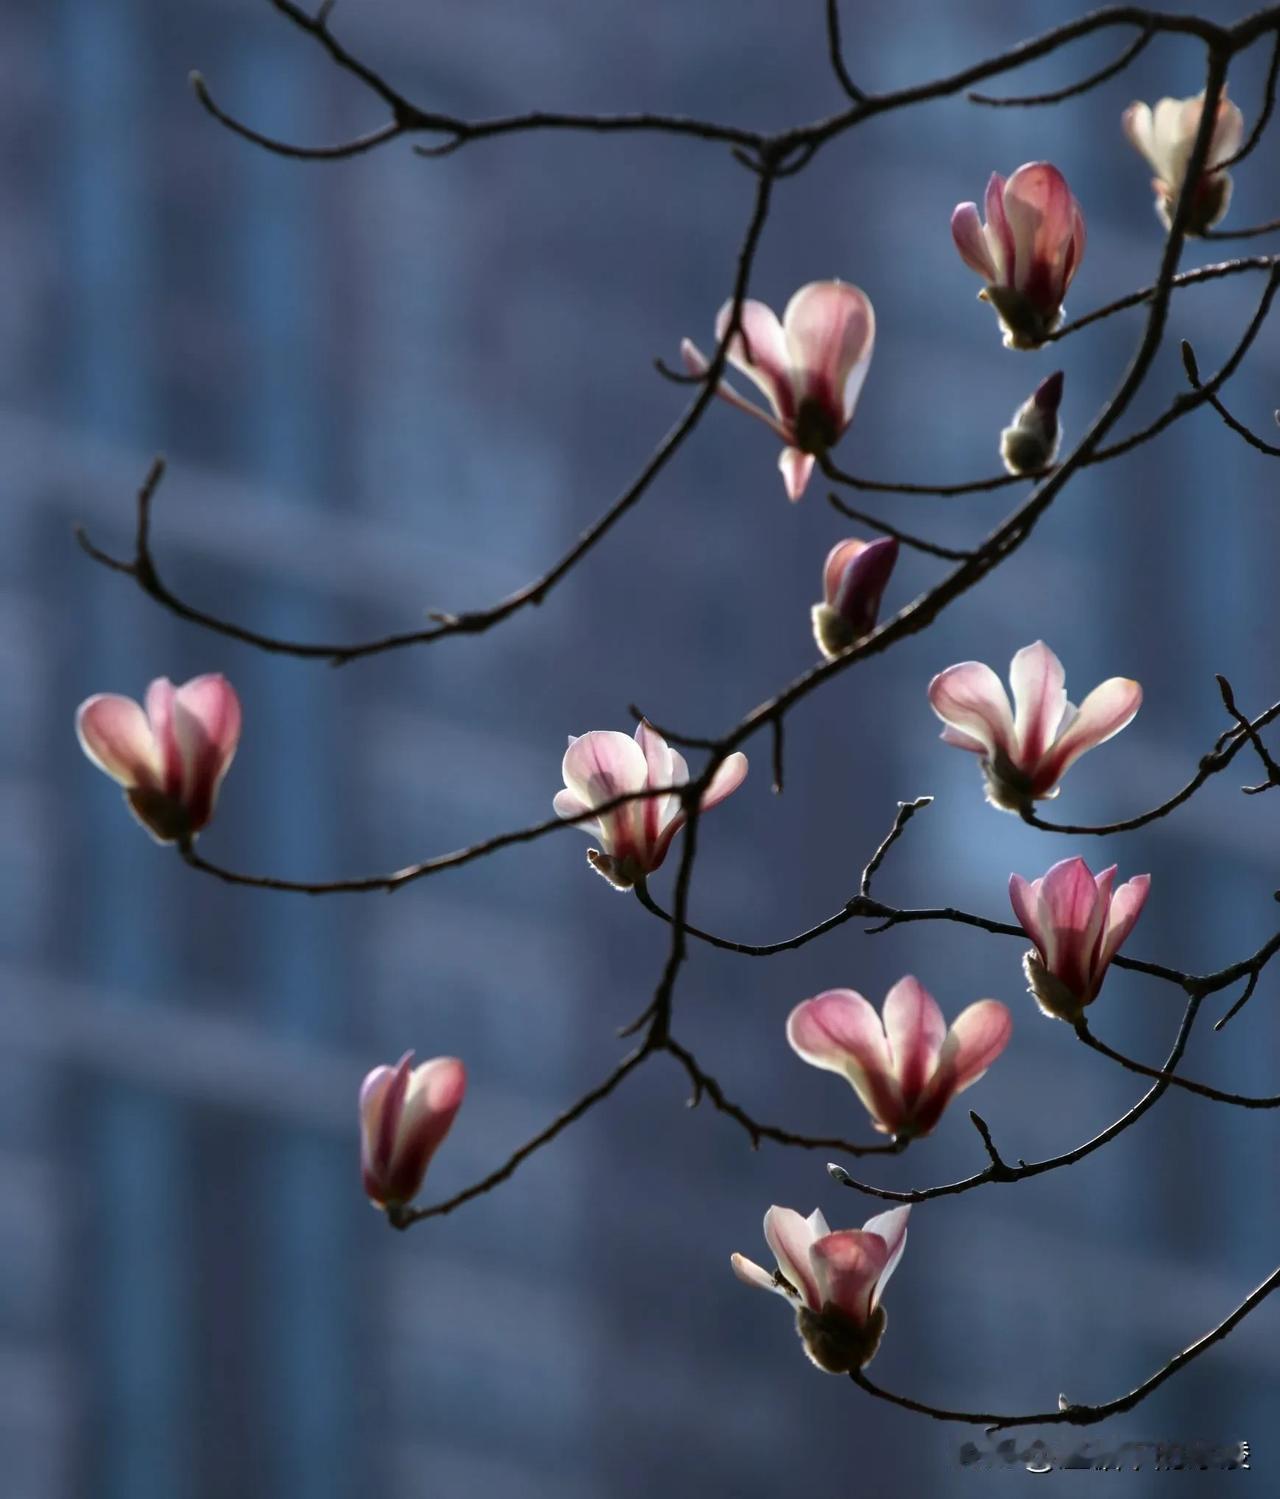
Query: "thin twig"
824 0 865 103
852 1259 1280 1430
968 23 1153 107
393 1046 649 1225
1182 339 1280 456
1022 686 1280 835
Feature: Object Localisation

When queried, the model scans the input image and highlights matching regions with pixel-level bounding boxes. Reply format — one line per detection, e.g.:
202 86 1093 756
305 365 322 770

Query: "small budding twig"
1182 339 1280 458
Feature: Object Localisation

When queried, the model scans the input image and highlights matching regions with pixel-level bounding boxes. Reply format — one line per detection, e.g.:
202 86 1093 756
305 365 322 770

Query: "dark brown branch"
852 1259 1280 1430
180 779 694 895
392 1045 649 1226
859 796 933 896
1215 674 1280 790
821 261 1280 502
1182 338 1280 456
1204 214 1280 239
1022 684 1280 835
824 0 865 103
1074 957 1280 1105
825 493 976 560
713 54 1236 771
663 1038 902 1157
1216 29 1280 169
77 170 778 663
190 71 406 160
968 23 1153 106
828 992 1206 1203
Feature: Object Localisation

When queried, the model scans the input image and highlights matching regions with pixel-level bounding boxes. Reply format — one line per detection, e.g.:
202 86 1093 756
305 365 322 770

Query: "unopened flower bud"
811 536 899 660
1000 372 1064 475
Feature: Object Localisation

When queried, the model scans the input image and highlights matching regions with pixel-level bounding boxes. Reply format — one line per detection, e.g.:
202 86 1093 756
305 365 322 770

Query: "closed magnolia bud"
359 1052 466 1211
1000 372 1064 475
811 536 899 660
76 674 242 844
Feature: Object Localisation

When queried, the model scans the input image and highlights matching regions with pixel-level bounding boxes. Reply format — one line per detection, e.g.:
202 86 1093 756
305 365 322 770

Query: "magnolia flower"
787 978 1012 1140
359 1052 467 1211
554 722 748 890
1122 90 1244 234
928 640 1142 812
75 673 242 843
1010 857 1151 1021
811 536 899 660
681 280 875 501
1000 371 1064 476
951 163 1086 349
732 1204 910 1373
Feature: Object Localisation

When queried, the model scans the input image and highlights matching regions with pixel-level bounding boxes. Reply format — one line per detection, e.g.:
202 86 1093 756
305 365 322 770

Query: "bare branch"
852 1258 1280 1430
968 23 1153 107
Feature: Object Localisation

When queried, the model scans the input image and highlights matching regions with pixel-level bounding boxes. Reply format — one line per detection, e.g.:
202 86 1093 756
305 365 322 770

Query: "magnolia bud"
1000 372 1064 475
812 536 899 660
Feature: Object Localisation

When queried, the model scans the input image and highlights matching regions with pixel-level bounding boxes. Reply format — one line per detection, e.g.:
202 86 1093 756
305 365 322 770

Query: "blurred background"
3 0 1279 1494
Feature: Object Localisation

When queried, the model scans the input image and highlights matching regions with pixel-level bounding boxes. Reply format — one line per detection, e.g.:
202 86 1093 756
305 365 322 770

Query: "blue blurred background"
4 0 1279 1494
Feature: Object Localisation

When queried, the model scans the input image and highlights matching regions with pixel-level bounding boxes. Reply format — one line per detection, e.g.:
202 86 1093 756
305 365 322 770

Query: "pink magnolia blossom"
1000 370 1064 476
1122 90 1244 234
1010 857 1150 1022
680 280 875 501
731 1204 910 1372
75 673 242 843
928 640 1142 813
554 722 748 890
811 535 899 660
787 978 1012 1140
359 1051 466 1211
951 163 1086 348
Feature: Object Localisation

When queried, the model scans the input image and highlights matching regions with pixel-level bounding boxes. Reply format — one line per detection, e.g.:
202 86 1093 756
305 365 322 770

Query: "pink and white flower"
951 163 1086 348
554 722 748 890
360 1051 467 1211
681 280 875 501
731 1204 910 1372
787 978 1012 1140
811 535 899 660
75 673 242 843
1122 90 1244 234
928 640 1142 812
1010 857 1150 1021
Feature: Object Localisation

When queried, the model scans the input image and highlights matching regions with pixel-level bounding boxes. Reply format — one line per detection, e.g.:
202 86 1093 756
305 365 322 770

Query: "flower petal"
1099 873 1150 970
928 662 1015 762
1035 676 1142 792
76 694 161 790
171 674 242 832
778 446 816 502
1002 162 1079 307
700 751 748 812
763 1206 822 1310
781 280 875 427
1009 641 1068 770
861 1204 911 1307
715 298 793 422
983 172 1014 282
787 990 901 1130
809 1230 889 1324
1008 872 1045 950
1036 856 1106 996
731 1252 788 1297
882 976 947 1104
1122 102 1157 169
951 201 998 282
935 999 1013 1095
